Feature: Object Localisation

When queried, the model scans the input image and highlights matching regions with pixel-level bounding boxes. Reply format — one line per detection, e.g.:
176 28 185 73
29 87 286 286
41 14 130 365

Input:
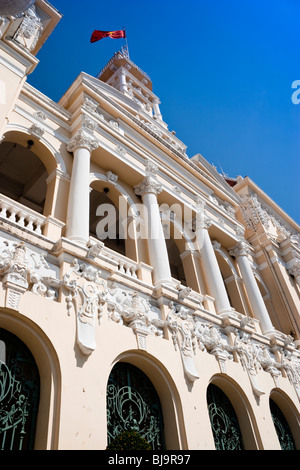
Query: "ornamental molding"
0 237 299 394
0 238 60 310
240 195 297 243
62 259 106 355
234 330 281 397
29 123 44 139
164 302 233 381
104 282 163 351
105 171 118 185
81 114 98 133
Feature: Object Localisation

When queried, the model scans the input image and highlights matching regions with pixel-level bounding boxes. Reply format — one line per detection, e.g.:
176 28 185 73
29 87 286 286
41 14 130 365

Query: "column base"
67 235 89 246
217 307 236 316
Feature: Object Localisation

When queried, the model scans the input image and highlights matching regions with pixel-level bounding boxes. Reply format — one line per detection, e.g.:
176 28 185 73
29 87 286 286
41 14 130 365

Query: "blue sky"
28 0 300 224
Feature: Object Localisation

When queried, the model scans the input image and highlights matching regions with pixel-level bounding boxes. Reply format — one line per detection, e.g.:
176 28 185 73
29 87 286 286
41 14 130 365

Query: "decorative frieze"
0 236 299 395
104 282 163 350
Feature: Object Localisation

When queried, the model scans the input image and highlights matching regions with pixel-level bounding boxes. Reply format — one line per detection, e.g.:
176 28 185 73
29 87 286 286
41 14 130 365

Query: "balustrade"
0 194 45 236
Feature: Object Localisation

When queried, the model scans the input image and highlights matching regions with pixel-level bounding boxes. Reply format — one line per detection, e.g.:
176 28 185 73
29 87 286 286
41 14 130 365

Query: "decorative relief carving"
104 282 163 351
81 115 98 133
0 239 299 393
240 194 296 244
63 259 106 355
281 348 300 400
163 302 234 381
105 171 118 185
165 302 199 382
83 97 99 113
29 124 44 139
12 5 43 51
0 239 60 310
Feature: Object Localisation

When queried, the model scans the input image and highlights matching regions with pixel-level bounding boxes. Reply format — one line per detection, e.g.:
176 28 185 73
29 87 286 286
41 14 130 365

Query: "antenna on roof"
218 161 228 177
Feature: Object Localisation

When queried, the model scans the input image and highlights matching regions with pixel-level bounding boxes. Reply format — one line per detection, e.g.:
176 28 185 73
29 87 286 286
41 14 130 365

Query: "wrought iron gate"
207 383 244 450
107 362 165 449
270 399 296 450
0 329 40 450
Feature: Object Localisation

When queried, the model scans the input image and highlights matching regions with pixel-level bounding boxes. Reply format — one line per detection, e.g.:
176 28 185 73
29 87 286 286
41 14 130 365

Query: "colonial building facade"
0 0 299 451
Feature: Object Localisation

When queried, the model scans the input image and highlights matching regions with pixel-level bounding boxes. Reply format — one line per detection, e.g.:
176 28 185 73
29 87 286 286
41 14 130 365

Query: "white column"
194 204 232 314
229 241 274 334
134 168 172 286
66 130 99 244
153 98 163 122
119 67 128 94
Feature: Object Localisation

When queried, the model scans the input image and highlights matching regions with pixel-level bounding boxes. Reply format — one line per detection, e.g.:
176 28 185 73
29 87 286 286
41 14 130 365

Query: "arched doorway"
0 328 40 450
106 362 165 450
269 398 296 450
207 383 244 450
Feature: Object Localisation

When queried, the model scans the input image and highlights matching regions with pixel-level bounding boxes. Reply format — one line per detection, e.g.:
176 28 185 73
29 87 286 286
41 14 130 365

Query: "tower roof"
97 47 152 91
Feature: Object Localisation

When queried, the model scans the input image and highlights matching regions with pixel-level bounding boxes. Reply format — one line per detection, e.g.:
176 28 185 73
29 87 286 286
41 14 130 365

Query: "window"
0 329 40 450
270 399 296 450
107 362 165 449
207 383 244 450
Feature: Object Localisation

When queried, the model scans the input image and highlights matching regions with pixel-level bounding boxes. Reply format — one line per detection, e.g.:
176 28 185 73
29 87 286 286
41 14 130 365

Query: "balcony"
0 193 64 240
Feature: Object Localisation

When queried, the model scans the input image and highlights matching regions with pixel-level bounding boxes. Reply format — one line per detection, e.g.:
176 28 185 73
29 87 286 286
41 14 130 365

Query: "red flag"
90 30 126 43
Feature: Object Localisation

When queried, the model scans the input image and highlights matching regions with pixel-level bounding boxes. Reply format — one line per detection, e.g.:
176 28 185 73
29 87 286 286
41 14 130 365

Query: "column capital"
193 211 212 231
67 129 99 153
229 241 250 258
192 198 213 230
134 176 162 197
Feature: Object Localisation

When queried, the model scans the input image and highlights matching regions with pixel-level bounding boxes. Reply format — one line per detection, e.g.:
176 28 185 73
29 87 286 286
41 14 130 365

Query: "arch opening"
207 383 244 450
106 361 165 450
0 140 48 214
90 187 126 256
269 398 297 450
0 328 40 450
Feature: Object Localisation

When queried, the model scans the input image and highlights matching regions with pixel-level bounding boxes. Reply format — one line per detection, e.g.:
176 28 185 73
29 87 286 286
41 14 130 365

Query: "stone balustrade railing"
101 246 138 279
0 194 46 236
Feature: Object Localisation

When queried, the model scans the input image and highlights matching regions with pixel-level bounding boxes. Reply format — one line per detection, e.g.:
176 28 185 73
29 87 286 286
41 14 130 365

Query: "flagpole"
123 26 129 58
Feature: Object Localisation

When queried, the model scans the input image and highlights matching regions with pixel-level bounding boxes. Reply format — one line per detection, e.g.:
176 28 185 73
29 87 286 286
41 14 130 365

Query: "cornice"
22 82 71 122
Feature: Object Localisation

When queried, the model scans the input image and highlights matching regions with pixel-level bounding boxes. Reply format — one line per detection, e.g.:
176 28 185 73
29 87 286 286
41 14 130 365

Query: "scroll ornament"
63 259 106 355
